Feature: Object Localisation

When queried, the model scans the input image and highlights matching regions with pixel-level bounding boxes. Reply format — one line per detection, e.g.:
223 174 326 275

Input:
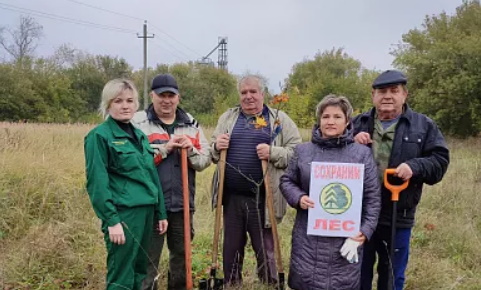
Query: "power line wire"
150 39 187 62
0 1 202 65
0 2 137 34
152 36 192 60
149 24 202 58
58 0 201 59
62 0 143 21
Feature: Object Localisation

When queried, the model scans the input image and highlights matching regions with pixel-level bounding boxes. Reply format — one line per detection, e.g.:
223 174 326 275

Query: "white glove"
340 238 361 263
150 143 167 160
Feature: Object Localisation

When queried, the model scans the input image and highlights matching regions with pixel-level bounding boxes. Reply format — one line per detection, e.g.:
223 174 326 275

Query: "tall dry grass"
404 137 481 289
0 123 480 289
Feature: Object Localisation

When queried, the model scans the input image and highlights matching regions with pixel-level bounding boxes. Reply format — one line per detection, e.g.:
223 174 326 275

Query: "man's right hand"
354 132 373 145
215 133 230 151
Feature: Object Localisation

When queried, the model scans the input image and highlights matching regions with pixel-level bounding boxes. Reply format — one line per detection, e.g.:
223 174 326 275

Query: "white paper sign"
307 162 364 237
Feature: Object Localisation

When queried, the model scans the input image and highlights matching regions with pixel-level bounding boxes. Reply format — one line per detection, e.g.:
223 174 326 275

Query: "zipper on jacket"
403 209 407 217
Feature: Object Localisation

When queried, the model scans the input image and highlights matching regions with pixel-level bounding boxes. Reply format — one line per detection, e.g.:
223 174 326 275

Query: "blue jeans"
361 225 412 290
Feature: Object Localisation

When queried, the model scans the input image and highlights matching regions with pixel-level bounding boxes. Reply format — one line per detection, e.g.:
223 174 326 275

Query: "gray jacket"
280 126 381 290
210 105 302 227
132 106 211 212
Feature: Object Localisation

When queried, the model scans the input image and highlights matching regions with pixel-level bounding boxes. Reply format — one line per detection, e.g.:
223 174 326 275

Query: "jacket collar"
361 104 413 124
146 104 192 125
231 104 277 119
105 116 138 139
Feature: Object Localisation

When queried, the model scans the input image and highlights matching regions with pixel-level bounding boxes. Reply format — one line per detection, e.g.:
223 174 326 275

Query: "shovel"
262 160 285 290
383 168 409 290
181 148 193 290
198 150 227 290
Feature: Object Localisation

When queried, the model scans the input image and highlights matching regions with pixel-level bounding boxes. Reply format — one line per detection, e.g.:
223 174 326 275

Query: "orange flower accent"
271 93 289 105
252 115 268 129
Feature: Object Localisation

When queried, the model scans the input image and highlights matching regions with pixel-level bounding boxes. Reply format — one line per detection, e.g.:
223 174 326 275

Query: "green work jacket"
84 116 167 227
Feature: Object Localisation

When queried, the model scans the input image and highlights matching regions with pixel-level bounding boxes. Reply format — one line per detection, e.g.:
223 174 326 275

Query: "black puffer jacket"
352 105 450 228
280 126 381 290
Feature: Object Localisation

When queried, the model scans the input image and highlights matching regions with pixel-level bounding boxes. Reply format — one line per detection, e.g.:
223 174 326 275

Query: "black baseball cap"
372 70 407 89
151 73 179 95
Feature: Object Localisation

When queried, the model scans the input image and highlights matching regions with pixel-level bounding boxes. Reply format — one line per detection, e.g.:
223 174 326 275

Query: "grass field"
0 122 480 289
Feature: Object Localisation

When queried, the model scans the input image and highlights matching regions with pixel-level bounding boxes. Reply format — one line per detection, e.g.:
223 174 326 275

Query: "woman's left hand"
158 219 168 235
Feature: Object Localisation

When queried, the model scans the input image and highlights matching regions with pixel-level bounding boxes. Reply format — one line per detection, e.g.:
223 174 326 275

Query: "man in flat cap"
352 70 450 290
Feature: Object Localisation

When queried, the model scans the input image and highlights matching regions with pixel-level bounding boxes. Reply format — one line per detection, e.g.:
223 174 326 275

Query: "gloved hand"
149 144 161 155
150 144 166 165
340 238 361 263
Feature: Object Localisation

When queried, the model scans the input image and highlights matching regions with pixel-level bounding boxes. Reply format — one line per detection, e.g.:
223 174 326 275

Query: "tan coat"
210 105 302 227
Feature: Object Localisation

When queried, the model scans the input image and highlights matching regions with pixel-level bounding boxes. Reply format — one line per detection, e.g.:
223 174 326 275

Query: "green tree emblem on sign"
320 183 352 214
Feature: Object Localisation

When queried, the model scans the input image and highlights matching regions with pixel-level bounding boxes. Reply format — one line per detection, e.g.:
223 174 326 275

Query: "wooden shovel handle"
181 148 193 289
384 168 410 202
211 150 227 268
262 160 284 273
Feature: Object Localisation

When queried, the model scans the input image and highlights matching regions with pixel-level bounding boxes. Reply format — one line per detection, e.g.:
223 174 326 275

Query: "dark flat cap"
372 70 407 89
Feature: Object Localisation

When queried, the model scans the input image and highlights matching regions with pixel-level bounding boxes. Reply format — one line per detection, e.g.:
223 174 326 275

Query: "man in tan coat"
211 74 301 287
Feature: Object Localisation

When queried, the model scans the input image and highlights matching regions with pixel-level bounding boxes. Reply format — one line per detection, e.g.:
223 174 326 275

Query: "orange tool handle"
383 168 410 202
181 148 193 290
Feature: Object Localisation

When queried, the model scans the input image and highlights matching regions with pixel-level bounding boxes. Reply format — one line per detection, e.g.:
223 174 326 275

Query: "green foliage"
285 48 376 126
0 59 84 122
66 54 132 113
283 90 314 129
0 63 42 121
0 50 238 123
165 62 238 116
393 0 481 137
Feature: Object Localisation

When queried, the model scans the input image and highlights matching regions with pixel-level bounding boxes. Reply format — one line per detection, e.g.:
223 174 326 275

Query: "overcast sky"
0 0 460 93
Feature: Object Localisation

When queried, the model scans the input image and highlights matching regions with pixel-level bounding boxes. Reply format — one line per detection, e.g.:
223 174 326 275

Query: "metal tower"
198 37 228 70
217 37 228 71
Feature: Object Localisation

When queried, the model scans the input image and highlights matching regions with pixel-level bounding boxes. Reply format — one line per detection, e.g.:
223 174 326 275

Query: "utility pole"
137 21 154 109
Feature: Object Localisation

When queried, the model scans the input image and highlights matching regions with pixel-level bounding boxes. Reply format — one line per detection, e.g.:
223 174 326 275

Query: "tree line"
1 0 481 137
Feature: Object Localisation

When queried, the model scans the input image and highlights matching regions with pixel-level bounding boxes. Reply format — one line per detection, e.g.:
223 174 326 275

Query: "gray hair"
315 94 353 124
99 79 139 118
237 74 265 94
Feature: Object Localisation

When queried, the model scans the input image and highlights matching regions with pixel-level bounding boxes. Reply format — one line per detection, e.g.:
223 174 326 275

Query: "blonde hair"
315 94 353 124
99 79 139 118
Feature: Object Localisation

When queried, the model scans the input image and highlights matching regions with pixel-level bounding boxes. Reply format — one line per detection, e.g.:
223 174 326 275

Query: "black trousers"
222 193 277 286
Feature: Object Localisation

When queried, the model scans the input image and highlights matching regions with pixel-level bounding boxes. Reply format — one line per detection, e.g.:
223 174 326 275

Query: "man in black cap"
352 70 450 290
132 73 211 290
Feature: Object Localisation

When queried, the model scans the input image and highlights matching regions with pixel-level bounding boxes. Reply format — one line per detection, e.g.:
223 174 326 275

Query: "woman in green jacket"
84 79 168 290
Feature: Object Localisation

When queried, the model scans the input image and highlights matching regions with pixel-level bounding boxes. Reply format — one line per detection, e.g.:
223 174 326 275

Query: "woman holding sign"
280 95 381 290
